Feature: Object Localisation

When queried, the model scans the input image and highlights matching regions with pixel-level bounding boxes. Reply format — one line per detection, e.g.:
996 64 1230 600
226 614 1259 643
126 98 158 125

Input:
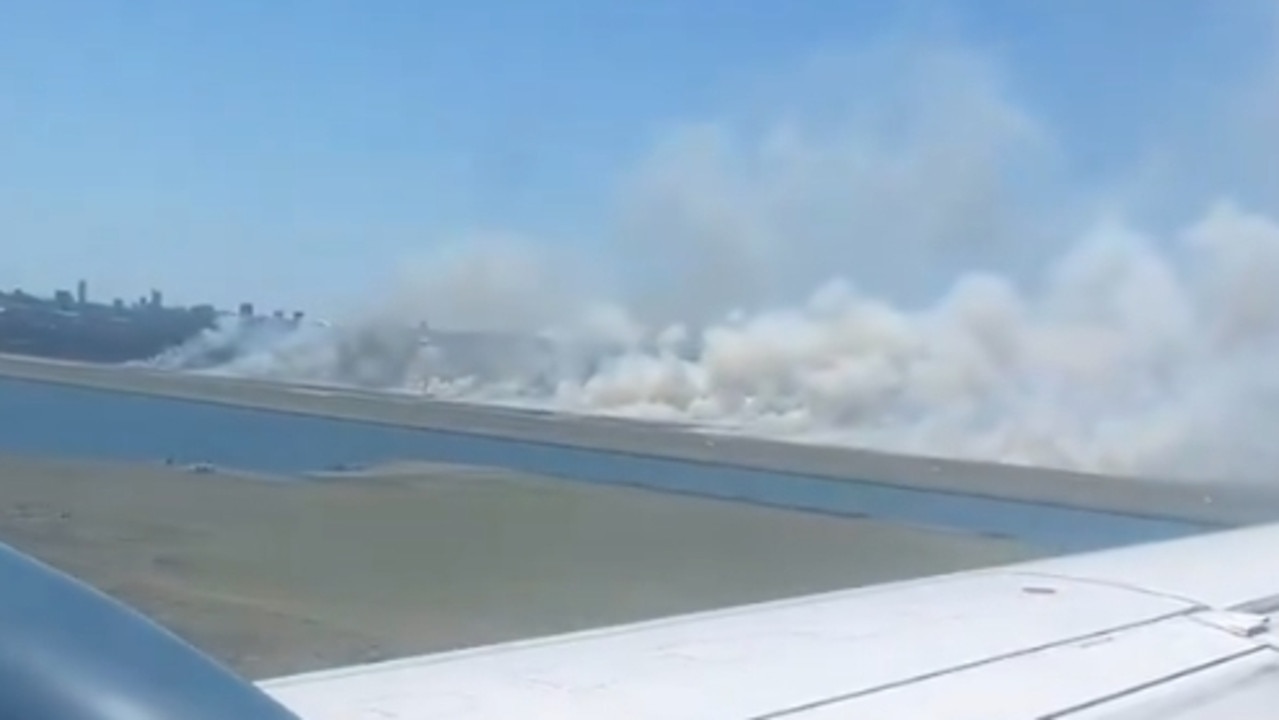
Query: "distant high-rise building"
150 289 162 308
76 279 87 306
238 302 254 318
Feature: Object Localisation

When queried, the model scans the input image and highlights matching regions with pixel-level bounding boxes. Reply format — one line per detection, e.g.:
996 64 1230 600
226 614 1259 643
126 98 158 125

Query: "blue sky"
1 1 1275 314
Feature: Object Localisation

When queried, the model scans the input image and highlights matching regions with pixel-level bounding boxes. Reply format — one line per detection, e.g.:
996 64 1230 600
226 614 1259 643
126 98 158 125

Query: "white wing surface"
261 522 1279 719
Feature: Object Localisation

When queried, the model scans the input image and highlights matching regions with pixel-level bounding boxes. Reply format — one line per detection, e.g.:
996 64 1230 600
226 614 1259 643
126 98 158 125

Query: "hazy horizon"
12 2 1279 482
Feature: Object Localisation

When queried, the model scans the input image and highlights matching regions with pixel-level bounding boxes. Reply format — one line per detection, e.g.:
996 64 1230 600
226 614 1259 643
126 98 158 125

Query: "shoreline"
1 354 1275 528
0 451 1037 679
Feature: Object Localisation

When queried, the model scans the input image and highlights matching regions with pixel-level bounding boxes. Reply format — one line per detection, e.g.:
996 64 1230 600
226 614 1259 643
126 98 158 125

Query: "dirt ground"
0 453 1038 680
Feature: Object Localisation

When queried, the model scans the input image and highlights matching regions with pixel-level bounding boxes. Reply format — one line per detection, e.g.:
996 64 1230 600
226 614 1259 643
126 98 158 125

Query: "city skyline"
1 277 298 319
2 2 1278 320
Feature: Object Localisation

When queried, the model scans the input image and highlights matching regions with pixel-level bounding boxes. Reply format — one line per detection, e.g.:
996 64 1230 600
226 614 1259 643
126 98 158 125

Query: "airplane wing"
260 522 1279 719
5 519 1279 719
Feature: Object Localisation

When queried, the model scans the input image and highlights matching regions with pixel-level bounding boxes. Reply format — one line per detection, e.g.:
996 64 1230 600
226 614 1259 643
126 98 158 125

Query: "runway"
0 352 1275 529
0 353 1273 679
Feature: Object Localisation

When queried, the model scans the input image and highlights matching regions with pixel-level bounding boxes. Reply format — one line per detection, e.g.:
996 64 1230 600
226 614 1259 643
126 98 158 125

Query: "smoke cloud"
151 36 1279 483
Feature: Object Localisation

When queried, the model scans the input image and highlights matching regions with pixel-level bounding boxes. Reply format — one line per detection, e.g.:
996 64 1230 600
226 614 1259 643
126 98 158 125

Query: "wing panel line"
748 608 1196 720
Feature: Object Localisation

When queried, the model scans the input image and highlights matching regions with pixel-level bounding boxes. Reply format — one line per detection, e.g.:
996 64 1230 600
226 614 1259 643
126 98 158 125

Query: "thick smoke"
152 41 1279 483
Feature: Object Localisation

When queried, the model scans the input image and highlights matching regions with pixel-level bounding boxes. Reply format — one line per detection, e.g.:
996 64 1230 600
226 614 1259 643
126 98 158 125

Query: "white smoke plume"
152 36 1279 483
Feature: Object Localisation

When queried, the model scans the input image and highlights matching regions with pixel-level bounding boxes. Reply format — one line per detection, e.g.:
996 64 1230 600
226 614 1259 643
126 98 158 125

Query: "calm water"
0 375 1209 552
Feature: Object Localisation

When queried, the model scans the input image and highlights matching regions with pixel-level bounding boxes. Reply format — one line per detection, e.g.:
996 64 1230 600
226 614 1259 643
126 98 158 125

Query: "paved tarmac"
1 353 1276 527
6 353 1275 682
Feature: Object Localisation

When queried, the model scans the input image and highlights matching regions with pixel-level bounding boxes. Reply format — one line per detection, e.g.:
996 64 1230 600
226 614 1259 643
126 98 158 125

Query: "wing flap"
263 572 1196 719
261 523 1279 719
797 612 1273 719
